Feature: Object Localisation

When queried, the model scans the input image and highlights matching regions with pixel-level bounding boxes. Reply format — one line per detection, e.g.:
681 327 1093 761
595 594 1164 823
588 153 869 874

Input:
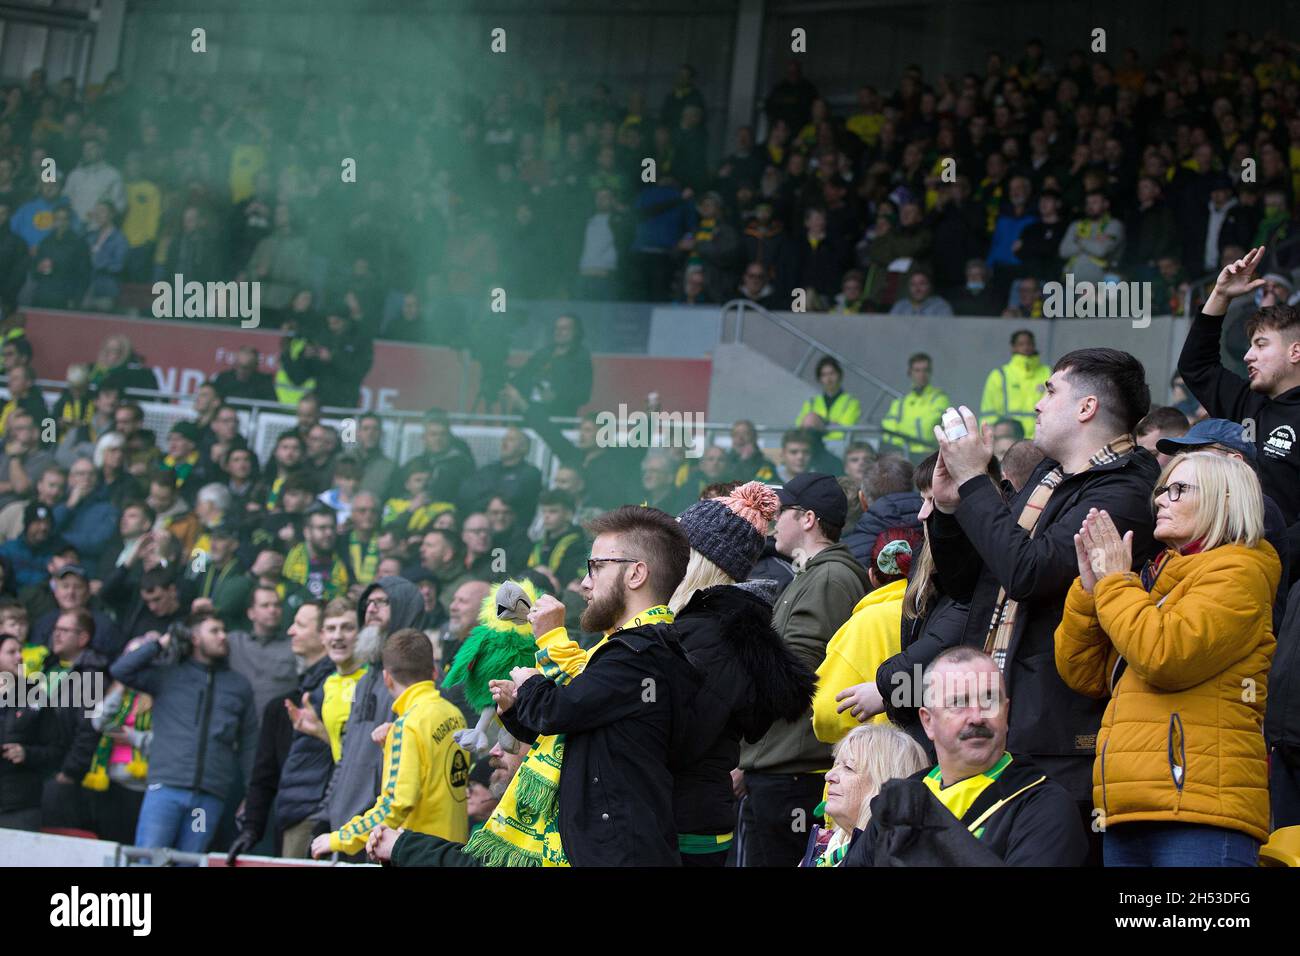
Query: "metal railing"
719 298 904 424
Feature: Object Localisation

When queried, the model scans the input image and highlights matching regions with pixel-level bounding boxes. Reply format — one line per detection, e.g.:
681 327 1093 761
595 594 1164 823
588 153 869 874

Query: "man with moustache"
111 610 258 851
845 648 1088 866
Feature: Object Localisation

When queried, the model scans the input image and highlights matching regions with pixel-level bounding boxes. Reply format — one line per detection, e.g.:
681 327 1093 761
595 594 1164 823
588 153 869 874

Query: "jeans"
134 784 225 852
738 772 826 867
1104 821 1260 867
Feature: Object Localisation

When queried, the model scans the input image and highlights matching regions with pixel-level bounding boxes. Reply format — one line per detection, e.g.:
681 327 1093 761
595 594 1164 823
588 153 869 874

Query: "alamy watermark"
1042 275 1152 329
594 404 706 458
0 670 104 718
152 273 260 328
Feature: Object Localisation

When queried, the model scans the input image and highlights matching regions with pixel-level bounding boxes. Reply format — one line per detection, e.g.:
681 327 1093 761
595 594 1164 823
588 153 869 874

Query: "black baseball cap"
55 564 88 581
24 502 53 526
774 472 847 527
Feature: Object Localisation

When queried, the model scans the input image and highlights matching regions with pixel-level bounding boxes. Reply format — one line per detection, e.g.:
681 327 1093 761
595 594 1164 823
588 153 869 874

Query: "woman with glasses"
1055 451 1281 866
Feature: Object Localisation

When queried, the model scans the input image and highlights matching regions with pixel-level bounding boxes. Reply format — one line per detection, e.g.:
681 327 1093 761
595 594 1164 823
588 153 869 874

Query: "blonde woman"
799 724 928 866
670 482 818 866
1056 452 1280 866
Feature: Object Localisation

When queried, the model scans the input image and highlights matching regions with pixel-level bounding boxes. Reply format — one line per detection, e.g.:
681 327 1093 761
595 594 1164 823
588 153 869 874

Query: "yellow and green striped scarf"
82 690 151 791
463 604 675 867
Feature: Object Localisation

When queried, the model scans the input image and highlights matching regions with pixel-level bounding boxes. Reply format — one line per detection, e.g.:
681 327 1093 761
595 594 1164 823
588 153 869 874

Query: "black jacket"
842 491 923 568
242 655 334 839
0 697 64 813
523 403 644 511
501 623 703 866
510 344 594 418
844 760 1089 867
390 830 479 867
672 584 816 837
41 648 109 782
876 592 969 742
928 449 1160 800
1179 310 1300 584
1265 579 1300 766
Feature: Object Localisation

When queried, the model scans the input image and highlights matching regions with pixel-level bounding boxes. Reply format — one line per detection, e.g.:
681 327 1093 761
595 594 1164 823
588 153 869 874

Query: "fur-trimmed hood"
675 583 816 741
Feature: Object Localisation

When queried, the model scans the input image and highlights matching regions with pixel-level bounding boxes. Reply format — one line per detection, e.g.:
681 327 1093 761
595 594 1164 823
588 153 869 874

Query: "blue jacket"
111 640 258 799
53 485 119 568
633 185 694 253
273 659 336 828
987 206 1038 268
88 228 128 300
0 535 59 590
842 491 924 568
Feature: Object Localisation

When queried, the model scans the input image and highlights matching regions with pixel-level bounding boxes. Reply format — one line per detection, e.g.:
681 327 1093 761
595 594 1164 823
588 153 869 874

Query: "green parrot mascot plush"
443 578 542 754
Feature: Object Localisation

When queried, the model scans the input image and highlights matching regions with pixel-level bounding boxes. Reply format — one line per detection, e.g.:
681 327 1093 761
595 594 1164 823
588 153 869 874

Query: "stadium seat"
1259 826 1300 866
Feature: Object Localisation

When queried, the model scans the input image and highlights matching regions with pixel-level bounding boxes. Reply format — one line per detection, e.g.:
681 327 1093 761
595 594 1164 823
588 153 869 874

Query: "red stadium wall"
20 310 712 416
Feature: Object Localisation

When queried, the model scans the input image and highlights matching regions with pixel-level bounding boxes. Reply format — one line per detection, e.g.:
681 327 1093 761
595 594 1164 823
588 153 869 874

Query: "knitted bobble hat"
677 481 780 582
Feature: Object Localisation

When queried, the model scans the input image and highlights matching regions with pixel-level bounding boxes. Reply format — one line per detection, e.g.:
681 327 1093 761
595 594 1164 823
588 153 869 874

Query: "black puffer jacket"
672 582 816 837
1265 579 1300 768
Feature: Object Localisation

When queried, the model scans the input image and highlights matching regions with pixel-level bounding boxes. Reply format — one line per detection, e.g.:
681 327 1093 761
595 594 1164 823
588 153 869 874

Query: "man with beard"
486 505 701 866
845 648 1088 866
111 610 257 851
317 575 423 857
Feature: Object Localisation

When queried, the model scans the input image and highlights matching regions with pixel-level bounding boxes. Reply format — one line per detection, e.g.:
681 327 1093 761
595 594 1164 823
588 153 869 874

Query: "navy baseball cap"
1156 418 1256 462
775 472 848 527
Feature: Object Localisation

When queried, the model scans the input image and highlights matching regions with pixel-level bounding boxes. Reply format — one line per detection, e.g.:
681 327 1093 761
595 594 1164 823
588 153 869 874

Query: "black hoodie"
1180 310 1300 582
321 576 424 832
672 582 816 837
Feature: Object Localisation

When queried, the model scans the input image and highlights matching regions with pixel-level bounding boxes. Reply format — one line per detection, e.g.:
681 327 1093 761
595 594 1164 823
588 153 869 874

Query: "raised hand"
1207 246 1267 313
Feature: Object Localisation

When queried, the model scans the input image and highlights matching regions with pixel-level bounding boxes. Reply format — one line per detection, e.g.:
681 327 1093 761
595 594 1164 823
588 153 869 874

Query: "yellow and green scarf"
463 604 675 867
82 690 151 791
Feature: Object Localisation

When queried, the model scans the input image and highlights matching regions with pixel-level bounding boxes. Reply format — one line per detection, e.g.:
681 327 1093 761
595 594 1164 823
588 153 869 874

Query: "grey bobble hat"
676 481 781 582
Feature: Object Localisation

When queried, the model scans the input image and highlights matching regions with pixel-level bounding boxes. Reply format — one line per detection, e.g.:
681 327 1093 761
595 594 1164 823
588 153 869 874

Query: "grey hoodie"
320 576 424 833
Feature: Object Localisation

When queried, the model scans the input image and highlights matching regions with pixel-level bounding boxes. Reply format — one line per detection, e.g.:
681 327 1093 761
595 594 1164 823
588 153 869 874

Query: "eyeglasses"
366 596 390 609
586 557 638 579
769 504 806 531
1154 481 1198 502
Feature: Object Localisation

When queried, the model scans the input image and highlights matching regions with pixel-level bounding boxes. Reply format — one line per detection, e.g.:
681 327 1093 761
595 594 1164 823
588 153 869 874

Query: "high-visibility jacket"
275 337 316 406
796 391 861 441
979 354 1050 438
881 385 950 455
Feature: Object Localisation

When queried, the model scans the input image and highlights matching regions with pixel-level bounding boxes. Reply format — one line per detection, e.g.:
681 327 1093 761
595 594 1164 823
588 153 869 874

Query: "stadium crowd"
0 25 1299 869
0 242 1294 867
2 28 1300 341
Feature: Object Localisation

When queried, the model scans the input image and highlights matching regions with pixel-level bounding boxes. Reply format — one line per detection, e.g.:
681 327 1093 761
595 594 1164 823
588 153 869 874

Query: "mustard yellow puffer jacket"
1054 541 1280 843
